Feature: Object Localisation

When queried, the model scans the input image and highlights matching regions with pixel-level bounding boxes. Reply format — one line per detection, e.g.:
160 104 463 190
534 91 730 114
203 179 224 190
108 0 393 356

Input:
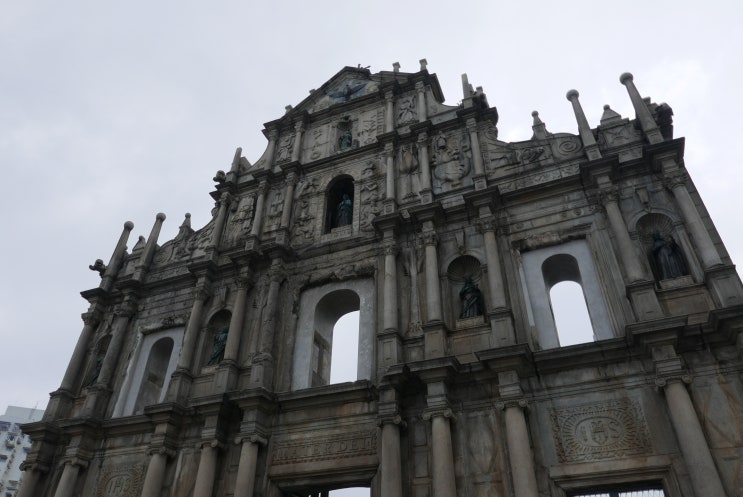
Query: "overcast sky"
2 0 741 432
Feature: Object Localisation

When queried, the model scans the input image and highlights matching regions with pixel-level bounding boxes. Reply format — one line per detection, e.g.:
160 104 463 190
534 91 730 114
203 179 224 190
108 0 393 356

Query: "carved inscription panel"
550 398 651 463
272 429 377 465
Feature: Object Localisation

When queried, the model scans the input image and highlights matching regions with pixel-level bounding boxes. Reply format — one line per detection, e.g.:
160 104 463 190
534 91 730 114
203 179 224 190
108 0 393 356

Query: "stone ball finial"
156 212 166 221
185 213 191 219
531 111 539 117
566 89 579 101
124 221 134 230
620 72 634 84
604 104 611 110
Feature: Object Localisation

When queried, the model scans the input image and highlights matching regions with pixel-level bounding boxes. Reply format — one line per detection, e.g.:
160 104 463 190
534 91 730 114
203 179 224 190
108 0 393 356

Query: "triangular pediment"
290 66 380 115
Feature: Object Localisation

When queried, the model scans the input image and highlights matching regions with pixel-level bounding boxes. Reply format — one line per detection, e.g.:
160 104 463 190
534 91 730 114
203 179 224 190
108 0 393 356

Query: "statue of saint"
652 232 687 280
337 194 353 227
338 129 352 151
459 277 484 318
206 325 229 365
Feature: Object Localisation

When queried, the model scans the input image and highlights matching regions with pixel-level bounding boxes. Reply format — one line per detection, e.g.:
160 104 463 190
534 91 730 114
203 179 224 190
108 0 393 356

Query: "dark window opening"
568 482 665 497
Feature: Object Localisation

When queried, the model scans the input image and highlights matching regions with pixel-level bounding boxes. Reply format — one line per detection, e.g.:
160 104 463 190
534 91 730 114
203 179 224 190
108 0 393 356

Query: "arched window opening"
134 337 174 414
542 253 595 347
325 176 355 232
550 281 594 346
311 290 360 387
330 311 360 384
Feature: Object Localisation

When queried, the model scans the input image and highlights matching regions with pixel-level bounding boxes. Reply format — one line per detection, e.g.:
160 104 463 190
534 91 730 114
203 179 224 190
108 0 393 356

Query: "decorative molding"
271 429 377 465
94 463 145 497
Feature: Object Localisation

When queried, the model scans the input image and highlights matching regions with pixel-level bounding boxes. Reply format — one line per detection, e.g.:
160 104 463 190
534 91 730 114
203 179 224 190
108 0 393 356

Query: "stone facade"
18 64 743 497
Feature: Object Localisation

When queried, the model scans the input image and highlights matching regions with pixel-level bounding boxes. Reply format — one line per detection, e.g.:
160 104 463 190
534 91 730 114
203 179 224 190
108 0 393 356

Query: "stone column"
480 217 507 310
291 122 304 162
619 72 663 145
95 302 135 389
466 118 485 177
140 449 171 497
233 435 266 497
193 441 221 497
250 261 283 387
210 193 231 249
417 132 431 199
653 344 726 497
659 378 727 497
380 419 403 497
176 282 211 372
59 310 101 392
598 187 646 282
501 401 539 497
385 91 394 132
566 90 602 160
264 130 277 170
100 221 135 292
16 463 47 497
52 459 86 497
664 171 722 269
250 182 268 238
415 82 427 122
279 172 297 229
422 226 442 322
422 410 456 497
223 275 251 364
385 143 395 202
383 238 398 332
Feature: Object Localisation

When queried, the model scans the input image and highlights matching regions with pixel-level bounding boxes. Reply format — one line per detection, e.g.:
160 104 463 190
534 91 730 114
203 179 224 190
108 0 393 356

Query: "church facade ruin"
18 62 743 497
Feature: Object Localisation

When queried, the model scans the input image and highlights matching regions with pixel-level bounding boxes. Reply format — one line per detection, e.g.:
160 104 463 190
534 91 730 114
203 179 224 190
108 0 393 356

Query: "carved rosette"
550 398 651 463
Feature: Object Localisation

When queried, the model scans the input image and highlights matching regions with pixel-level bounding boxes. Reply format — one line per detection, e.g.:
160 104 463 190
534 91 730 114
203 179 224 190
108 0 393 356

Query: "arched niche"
292 279 375 390
201 309 232 369
446 255 485 326
325 175 355 233
636 213 690 282
521 239 613 349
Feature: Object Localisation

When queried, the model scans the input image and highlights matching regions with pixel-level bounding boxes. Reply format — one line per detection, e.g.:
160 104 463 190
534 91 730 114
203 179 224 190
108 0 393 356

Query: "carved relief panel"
550 398 652 463
431 129 473 193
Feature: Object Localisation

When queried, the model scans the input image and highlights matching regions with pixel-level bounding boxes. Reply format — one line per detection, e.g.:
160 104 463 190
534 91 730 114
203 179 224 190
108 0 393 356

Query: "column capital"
420 230 438 247
415 81 425 92
257 181 268 195
20 461 50 474
385 90 394 102
293 121 305 133
194 283 212 301
381 239 398 256
663 170 688 190
465 117 479 132
495 398 528 411
218 191 232 205
655 374 692 389
81 310 102 326
597 185 620 205
285 171 298 185
114 301 137 318
234 434 268 446
417 131 429 143
198 439 227 451
267 129 278 141
148 446 177 459
476 216 499 234
60 457 89 470
267 264 285 283
377 414 406 428
421 408 455 422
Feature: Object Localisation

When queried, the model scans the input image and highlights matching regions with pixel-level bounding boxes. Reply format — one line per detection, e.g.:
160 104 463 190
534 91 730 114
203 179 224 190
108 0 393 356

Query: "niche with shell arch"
446 255 486 327
325 175 355 233
201 309 231 369
636 213 690 282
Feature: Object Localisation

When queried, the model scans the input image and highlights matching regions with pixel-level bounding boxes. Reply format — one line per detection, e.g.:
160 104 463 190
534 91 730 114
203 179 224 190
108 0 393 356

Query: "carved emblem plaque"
95 463 145 497
550 398 651 462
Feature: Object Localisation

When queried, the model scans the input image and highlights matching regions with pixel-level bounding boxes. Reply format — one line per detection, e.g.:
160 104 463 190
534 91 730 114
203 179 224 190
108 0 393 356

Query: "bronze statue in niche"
652 231 687 280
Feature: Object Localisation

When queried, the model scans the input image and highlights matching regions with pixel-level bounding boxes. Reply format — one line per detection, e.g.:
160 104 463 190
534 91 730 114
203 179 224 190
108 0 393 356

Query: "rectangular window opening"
568 483 665 497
